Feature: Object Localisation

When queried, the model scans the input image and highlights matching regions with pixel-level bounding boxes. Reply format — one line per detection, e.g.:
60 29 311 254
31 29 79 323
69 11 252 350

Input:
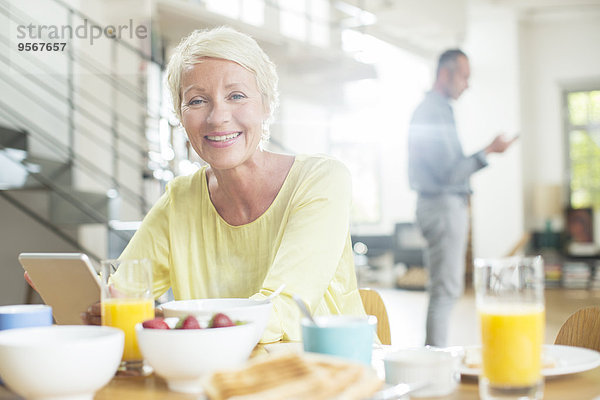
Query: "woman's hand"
82 301 101 325
24 271 37 291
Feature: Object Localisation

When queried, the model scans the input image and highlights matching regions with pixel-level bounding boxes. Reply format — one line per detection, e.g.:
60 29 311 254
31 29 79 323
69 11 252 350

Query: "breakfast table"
93 366 600 400
1 344 599 399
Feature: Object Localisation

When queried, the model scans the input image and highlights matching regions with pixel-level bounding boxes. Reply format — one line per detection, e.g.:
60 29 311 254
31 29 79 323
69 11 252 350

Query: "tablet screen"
18 253 101 325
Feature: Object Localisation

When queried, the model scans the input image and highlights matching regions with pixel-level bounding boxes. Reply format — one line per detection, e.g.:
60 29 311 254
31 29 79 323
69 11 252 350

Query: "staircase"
0 0 167 304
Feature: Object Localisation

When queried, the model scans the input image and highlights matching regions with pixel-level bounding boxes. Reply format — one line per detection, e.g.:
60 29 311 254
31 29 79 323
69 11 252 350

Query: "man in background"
408 49 517 347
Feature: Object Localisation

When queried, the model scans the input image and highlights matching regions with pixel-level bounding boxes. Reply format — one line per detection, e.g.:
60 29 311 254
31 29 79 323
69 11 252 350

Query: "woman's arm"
251 157 356 342
119 187 173 299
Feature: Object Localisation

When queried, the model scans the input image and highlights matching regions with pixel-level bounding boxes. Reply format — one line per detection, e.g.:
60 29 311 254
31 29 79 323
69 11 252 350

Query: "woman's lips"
205 132 241 142
204 132 242 147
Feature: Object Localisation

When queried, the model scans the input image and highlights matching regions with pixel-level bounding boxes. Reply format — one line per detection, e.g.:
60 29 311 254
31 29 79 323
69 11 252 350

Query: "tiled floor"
374 286 600 348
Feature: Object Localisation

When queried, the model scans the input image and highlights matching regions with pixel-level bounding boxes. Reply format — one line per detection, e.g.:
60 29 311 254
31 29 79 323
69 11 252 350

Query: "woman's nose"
207 100 231 125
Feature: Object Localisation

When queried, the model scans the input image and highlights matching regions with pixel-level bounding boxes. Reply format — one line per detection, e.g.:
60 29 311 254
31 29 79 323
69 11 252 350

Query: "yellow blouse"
120 154 366 342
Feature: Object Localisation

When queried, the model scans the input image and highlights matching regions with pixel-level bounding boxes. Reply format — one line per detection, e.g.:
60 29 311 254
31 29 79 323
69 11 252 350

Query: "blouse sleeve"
119 186 172 299
250 157 354 342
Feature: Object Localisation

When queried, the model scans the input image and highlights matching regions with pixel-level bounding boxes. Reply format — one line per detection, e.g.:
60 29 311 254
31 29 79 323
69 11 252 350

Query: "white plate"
460 344 600 377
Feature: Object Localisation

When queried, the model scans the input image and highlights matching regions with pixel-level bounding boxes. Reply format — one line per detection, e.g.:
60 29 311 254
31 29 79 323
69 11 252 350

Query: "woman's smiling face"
180 58 268 171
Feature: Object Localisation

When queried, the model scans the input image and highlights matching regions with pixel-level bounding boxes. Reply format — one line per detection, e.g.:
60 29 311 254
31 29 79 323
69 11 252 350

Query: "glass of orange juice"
474 256 545 400
101 259 154 376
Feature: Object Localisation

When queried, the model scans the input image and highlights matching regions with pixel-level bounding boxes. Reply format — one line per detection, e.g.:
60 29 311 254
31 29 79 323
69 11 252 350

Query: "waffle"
204 352 382 400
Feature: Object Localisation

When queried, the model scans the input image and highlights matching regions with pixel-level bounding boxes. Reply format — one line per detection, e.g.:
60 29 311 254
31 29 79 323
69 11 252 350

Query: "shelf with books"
561 260 591 289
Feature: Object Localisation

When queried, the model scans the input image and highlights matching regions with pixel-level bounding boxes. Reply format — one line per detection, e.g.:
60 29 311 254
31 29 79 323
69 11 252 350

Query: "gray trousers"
416 194 469 347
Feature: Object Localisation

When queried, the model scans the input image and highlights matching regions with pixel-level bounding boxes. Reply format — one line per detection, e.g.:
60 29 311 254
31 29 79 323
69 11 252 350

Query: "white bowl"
135 319 257 393
160 298 272 345
0 325 124 400
383 347 462 398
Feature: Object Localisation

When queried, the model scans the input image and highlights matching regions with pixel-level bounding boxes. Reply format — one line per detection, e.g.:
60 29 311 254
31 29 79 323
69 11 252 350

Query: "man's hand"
485 133 519 154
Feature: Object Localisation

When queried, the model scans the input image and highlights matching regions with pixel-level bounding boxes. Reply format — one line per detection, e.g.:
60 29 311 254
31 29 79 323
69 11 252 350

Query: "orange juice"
479 304 545 386
102 298 154 361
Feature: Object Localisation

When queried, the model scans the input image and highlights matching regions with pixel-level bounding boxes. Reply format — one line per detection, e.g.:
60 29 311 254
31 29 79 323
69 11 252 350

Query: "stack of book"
544 263 562 288
561 261 591 289
591 261 600 290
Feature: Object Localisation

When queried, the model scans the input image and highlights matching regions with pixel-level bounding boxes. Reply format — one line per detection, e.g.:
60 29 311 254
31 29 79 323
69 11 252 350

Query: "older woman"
113 26 365 342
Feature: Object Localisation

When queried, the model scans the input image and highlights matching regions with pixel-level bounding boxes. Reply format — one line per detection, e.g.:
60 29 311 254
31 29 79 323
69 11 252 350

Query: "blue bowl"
301 315 377 365
0 305 53 331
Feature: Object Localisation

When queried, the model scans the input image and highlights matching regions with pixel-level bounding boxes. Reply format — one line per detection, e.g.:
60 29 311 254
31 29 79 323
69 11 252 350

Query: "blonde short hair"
166 26 279 134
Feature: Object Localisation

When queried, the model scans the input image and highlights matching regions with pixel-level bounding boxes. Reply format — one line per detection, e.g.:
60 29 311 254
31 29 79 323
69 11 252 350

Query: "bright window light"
280 0 307 41
205 0 240 19
329 31 430 227
310 0 329 47
242 0 265 26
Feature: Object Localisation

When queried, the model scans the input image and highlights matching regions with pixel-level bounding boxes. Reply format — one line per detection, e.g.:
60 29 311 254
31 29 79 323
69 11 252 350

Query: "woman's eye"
187 99 205 106
230 93 246 100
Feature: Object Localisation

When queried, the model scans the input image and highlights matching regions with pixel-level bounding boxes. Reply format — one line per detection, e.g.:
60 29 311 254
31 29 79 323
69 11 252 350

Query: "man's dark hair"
436 49 467 78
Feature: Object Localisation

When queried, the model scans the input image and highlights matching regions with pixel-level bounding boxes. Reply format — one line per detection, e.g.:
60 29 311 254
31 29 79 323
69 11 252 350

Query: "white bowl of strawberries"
160 298 272 346
135 313 256 394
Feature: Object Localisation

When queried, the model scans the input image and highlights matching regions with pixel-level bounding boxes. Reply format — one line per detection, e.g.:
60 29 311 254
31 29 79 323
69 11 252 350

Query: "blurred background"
1 0 599 306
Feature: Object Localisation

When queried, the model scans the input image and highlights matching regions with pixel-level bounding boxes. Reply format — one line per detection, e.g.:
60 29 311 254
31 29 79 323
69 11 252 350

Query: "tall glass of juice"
101 258 154 376
474 256 545 400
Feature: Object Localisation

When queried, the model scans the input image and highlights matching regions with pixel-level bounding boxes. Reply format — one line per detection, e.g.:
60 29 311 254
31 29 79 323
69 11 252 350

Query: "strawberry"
176 315 201 329
210 312 235 328
142 317 169 329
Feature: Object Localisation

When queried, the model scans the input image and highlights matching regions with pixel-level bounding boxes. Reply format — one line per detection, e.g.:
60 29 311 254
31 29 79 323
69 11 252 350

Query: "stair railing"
0 0 170 259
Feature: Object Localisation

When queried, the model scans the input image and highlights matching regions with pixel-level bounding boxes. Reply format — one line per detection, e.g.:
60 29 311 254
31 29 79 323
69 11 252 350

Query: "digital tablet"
18 253 101 325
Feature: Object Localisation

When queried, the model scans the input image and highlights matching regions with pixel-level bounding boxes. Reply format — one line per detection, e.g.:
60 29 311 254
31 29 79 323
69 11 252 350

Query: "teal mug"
301 315 377 365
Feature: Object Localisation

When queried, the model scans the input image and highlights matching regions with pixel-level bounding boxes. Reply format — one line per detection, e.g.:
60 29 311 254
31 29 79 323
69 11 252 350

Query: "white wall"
460 3 524 258
520 10 600 238
460 4 600 257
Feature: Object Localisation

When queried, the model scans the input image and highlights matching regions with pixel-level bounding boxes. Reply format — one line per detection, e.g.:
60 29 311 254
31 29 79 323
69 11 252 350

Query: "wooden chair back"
554 306 600 352
359 288 391 345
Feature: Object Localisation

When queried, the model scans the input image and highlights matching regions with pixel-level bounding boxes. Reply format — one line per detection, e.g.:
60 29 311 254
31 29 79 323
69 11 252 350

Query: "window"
331 143 381 224
279 0 307 41
204 0 240 19
566 90 600 209
204 0 265 26
327 31 429 231
241 0 265 26
279 0 329 46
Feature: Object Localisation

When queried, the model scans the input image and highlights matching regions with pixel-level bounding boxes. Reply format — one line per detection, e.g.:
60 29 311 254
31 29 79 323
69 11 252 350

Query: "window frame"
563 86 600 210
